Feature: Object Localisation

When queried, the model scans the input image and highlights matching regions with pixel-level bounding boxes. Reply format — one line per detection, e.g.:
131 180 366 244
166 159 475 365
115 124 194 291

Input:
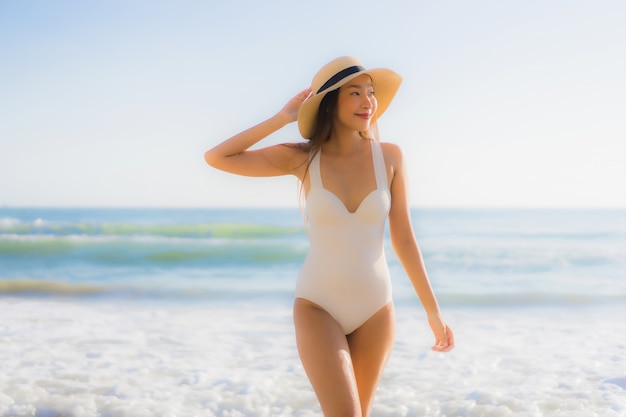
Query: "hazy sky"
1 0 624 208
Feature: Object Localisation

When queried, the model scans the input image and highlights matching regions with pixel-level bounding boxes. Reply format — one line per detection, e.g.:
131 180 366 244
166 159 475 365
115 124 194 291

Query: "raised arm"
385 143 454 352
204 88 312 177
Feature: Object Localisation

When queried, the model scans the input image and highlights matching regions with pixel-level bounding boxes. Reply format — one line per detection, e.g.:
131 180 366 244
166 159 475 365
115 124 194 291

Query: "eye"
368 90 376 96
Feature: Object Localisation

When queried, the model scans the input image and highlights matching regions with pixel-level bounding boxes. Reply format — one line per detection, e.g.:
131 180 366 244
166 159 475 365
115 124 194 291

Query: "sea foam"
1 298 624 417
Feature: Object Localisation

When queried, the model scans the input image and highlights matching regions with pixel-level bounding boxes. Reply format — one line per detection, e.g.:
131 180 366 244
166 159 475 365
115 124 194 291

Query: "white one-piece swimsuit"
295 139 393 335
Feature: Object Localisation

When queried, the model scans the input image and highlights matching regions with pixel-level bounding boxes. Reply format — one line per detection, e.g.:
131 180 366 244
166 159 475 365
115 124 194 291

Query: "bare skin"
293 299 395 416
205 74 454 416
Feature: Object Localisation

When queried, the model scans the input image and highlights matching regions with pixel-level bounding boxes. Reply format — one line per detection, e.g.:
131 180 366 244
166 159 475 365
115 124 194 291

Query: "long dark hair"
291 89 338 183
305 89 339 156
300 87 376 174
290 89 339 214
294 87 377 219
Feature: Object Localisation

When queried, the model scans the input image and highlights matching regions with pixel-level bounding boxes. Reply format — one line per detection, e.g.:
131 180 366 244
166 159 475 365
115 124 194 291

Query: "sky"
1 0 625 208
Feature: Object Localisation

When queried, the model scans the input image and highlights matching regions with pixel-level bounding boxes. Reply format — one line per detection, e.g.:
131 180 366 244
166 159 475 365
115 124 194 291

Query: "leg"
347 302 395 417
293 298 361 417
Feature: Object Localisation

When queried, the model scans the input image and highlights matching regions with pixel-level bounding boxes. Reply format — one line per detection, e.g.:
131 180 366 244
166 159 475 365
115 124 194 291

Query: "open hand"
277 88 312 124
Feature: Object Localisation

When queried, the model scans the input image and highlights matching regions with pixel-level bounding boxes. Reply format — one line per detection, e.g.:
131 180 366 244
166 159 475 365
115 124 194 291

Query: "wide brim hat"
297 56 402 139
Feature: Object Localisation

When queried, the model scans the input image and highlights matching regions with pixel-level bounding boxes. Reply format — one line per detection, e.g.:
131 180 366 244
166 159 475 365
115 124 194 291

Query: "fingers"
447 325 455 348
431 325 454 352
279 88 313 122
431 342 450 352
295 88 312 102
291 89 312 107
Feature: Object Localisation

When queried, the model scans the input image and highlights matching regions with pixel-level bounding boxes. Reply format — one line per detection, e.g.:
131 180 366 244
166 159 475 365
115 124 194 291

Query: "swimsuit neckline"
316 140 382 215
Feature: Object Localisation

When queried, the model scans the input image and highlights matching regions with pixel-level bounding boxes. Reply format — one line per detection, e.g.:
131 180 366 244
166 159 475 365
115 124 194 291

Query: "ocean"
1 207 625 417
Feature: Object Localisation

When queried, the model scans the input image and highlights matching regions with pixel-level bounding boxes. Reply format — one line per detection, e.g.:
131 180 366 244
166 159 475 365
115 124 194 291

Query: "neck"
325 131 367 155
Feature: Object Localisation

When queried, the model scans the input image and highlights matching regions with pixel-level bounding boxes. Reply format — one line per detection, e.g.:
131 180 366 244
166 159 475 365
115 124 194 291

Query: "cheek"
336 97 353 116
371 96 379 112
337 94 353 109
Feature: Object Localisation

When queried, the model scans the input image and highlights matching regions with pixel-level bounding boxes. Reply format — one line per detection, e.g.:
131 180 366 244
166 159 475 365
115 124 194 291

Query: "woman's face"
335 74 378 133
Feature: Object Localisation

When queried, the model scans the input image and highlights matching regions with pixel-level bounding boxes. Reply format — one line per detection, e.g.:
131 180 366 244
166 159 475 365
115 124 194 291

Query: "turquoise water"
1 207 625 307
2 207 626 416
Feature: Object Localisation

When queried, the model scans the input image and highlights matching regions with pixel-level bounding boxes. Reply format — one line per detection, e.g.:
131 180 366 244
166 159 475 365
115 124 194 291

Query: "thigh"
347 302 395 416
293 298 361 417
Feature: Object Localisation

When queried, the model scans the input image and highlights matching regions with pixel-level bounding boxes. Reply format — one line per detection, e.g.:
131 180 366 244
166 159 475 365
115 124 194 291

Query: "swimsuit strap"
308 150 322 189
370 140 388 191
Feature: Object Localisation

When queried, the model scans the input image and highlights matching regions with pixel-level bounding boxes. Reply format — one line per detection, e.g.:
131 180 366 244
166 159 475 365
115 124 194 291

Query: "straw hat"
297 56 402 139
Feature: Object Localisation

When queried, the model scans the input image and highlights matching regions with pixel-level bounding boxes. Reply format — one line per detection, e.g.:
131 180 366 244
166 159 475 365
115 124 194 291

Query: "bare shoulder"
276 141 310 175
279 141 309 160
280 141 309 154
380 141 405 167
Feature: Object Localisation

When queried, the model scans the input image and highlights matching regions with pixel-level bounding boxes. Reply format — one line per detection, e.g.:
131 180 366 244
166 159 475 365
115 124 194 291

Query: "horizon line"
1 205 625 211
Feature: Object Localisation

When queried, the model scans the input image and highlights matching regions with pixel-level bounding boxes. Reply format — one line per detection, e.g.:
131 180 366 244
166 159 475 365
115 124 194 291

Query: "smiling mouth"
356 113 371 120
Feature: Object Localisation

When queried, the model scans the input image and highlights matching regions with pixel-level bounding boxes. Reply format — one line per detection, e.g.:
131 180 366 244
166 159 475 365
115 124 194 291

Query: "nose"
361 94 373 109
362 94 376 111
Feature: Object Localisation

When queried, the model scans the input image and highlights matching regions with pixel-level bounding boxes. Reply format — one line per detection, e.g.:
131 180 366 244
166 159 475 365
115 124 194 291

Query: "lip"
355 113 371 120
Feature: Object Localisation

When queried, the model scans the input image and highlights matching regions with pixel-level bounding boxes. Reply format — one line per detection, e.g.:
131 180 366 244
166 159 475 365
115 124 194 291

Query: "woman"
205 56 454 417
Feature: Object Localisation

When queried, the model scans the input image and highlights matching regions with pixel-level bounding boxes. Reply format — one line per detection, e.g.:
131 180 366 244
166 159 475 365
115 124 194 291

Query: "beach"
1 208 625 416
1 299 625 416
